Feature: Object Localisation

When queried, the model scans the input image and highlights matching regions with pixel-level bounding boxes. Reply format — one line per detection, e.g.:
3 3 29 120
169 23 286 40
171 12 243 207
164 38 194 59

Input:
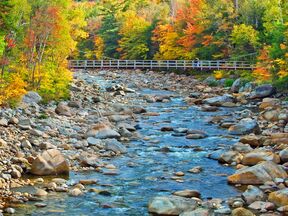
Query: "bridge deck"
69 60 254 70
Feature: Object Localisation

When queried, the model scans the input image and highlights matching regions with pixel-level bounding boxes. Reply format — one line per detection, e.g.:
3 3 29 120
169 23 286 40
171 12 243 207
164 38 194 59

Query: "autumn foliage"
1 0 288 106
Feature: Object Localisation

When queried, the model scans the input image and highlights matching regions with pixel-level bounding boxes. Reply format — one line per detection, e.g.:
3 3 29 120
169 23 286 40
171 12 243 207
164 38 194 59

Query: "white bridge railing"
69 60 254 70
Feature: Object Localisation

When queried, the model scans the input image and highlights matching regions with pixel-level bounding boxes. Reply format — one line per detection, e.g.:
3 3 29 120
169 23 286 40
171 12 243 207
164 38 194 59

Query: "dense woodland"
0 0 287 106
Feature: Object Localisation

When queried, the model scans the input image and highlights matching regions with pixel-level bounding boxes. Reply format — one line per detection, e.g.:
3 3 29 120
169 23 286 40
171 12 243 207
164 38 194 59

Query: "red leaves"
5 34 16 49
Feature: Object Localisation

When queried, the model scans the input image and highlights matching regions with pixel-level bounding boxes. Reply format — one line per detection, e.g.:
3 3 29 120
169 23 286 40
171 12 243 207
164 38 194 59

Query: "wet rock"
201 105 219 112
227 161 287 185
228 118 260 135
5 208 16 214
35 188 48 196
104 139 127 154
203 94 234 106
161 127 174 132
22 91 42 104
69 188 83 197
279 148 288 163
173 190 201 198
231 207 255 216
240 134 262 147
268 188 288 207
251 84 276 99
248 201 275 211
30 149 69 176
242 150 280 166
35 203 47 208
232 142 253 153
214 208 231 214
86 123 120 139
242 185 265 204
188 166 202 174
78 153 101 167
148 196 198 215
186 134 206 139
219 151 243 164
55 102 72 116
180 208 210 216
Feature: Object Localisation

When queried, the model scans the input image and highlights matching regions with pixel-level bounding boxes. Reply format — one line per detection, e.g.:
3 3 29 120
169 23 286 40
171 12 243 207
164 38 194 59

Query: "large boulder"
231 78 242 93
86 123 120 139
228 118 260 135
30 149 69 176
241 150 280 166
251 84 276 99
203 94 234 106
148 196 198 215
22 91 42 104
268 188 288 207
227 161 287 185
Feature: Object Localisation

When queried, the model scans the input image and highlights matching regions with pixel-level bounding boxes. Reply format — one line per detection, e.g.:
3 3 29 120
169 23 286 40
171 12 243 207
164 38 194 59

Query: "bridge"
69 60 255 70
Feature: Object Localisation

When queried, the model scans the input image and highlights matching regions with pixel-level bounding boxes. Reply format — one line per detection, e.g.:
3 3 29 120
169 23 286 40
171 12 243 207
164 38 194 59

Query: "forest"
0 0 287 106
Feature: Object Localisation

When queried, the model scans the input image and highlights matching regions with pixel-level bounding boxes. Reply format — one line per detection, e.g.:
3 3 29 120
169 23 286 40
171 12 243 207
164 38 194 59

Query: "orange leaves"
202 35 213 46
253 47 272 81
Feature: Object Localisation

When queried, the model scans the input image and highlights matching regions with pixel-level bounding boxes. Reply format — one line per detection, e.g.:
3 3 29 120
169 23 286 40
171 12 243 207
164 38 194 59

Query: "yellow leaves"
278 70 288 78
253 67 272 82
94 36 104 59
280 43 286 50
213 70 224 80
0 73 27 106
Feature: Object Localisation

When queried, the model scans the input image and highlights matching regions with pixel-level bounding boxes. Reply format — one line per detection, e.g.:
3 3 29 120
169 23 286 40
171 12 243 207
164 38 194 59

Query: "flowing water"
13 74 242 216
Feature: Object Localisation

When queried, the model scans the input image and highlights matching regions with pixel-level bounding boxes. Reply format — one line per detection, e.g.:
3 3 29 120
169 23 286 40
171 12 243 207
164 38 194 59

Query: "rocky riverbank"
0 69 287 215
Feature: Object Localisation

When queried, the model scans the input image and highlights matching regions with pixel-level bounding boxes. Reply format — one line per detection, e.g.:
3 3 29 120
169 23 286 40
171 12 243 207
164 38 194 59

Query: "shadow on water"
12 76 243 216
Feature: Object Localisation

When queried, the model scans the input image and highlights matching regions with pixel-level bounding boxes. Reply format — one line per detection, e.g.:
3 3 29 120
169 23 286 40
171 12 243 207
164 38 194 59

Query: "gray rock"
203 94 234 106
251 84 276 99
22 91 42 104
180 209 210 216
280 148 288 163
86 123 120 139
148 196 198 215
239 82 255 93
87 137 103 147
0 118 8 127
242 185 264 204
228 118 260 135
231 78 242 93
104 139 127 154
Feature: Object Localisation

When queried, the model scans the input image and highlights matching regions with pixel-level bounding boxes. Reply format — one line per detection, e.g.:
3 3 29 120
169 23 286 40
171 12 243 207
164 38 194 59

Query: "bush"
273 76 288 92
224 79 235 87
